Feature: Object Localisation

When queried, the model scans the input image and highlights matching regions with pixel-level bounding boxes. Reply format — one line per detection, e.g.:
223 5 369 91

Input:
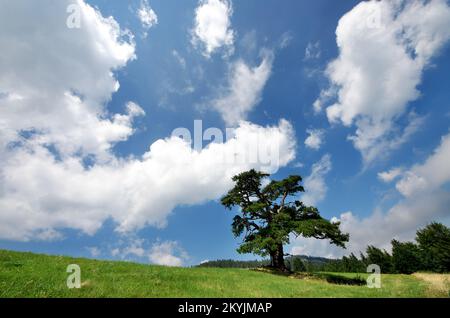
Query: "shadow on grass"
311 273 366 286
252 268 366 286
1 259 24 268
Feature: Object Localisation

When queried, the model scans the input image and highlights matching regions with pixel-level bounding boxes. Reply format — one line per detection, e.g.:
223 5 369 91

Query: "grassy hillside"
0 249 448 298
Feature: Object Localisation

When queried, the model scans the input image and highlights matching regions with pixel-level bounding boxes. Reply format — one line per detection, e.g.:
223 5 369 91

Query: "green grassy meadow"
1 249 448 298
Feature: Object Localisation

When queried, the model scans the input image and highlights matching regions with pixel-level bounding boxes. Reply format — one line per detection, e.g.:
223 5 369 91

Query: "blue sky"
0 0 449 266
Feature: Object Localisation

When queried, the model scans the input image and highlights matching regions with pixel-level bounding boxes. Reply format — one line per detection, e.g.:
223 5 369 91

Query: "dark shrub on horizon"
391 240 421 274
416 222 450 273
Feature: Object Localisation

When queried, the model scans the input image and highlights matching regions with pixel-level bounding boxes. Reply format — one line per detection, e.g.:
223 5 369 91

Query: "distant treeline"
198 259 270 268
197 255 332 270
198 222 450 274
322 222 450 274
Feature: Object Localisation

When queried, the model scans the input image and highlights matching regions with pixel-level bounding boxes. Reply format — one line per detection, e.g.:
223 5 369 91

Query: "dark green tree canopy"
416 222 450 272
391 240 421 274
221 169 349 270
365 245 393 273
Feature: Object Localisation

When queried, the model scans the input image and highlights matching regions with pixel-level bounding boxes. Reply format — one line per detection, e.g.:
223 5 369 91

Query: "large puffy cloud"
0 119 296 240
396 133 450 198
191 0 234 57
333 190 450 257
315 0 450 164
0 1 296 241
213 51 274 126
0 0 136 161
291 131 450 258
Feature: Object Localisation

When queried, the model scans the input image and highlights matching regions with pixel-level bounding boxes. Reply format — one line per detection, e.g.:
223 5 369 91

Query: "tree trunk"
269 251 276 267
270 243 286 271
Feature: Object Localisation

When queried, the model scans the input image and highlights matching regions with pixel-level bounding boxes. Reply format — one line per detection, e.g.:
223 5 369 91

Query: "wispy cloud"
304 41 321 60
301 154 332 206
137 0 158 37
212 50 274 125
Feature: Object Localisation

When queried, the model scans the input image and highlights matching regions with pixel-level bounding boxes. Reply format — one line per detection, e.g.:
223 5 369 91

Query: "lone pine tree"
221 169 349 271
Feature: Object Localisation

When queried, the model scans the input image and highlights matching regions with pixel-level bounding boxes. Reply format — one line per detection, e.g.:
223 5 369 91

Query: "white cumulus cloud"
0 0 137 162
292 131 450 258
396 132 450 198
0 0 296 241
192 0 234 57
315 0 450 165
304 129 325 150
0 119 296 240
